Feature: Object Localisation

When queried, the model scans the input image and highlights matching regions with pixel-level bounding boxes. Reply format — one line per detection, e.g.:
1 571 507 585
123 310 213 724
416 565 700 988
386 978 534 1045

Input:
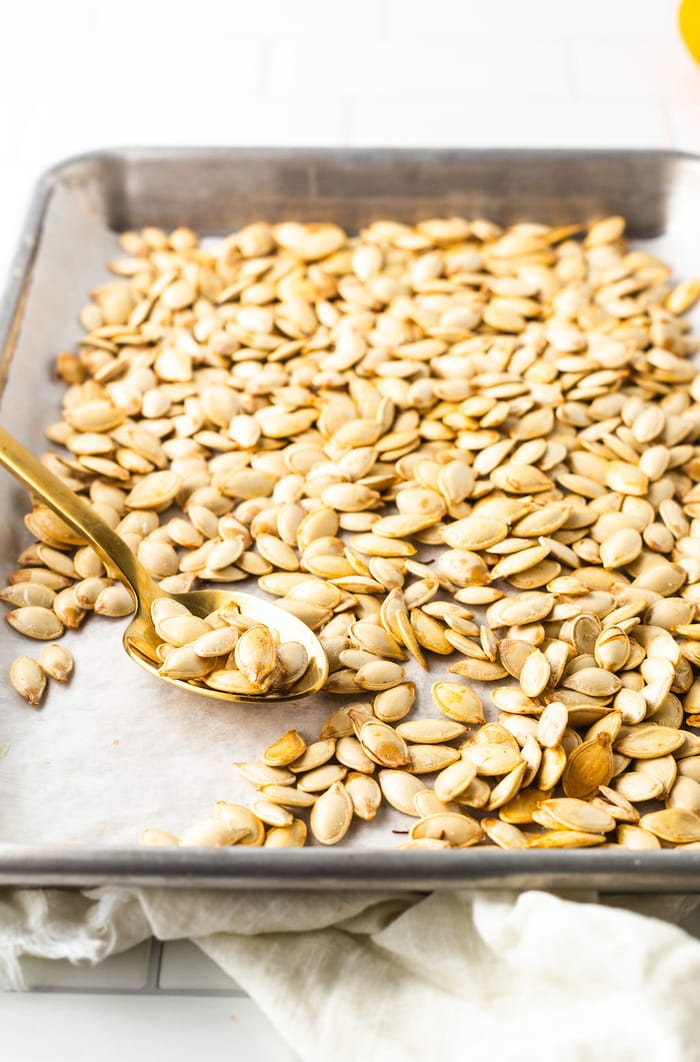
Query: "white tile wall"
572 40 700 101
0 1 693 273
387 0 676 37
0 0 697 190
346 100 672 148
668 100 700 150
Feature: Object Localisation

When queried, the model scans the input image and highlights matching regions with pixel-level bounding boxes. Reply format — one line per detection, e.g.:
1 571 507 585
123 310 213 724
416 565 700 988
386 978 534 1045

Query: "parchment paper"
0 180 698 850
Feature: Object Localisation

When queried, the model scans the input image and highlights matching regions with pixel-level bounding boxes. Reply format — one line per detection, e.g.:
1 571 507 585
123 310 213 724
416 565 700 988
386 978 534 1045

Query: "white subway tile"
389 0 676 39
4 0 112 34
12 0 386 44
264 37 571 99
17 97 347 165
573 40 700 101
667 103 700 153
265 0 387 36
348 99 671 148
10 0 280 36
0 39 268 118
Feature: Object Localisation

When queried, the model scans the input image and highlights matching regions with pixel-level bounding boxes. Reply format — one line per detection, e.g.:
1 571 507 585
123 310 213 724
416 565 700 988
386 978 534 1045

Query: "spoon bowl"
125 587 327 702
0 426 328 703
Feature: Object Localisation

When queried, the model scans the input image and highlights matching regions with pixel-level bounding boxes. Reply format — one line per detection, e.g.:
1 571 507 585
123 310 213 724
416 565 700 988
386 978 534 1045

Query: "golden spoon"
0 426 328 702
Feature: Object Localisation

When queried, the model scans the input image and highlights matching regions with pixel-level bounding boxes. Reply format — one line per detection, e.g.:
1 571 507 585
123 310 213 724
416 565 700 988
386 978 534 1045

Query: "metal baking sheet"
2 148 700 890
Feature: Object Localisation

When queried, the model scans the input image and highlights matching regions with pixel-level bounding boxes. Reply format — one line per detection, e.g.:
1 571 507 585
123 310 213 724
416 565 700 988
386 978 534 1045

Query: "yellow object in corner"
680 0 700 63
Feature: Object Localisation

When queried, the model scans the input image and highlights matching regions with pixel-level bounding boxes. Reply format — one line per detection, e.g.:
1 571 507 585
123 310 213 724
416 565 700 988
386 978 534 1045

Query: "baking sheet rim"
2 147 700 889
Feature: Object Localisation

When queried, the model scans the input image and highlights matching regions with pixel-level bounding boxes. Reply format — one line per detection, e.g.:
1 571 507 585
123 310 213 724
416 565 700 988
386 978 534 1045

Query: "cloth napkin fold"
2 886 700 1062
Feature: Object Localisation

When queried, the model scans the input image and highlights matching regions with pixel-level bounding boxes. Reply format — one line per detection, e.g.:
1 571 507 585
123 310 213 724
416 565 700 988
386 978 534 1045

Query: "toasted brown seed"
600 528 643 570
354 660 406 691
431 681 485 724
562 734 614 799
140 829 179 846
541 798 616 834
320 703 371 740
9 655 47 705
38 643 73 682
538 746 568 791
434 759 478 803
251 801 294 828
667 776 700 813
490 464 552 494
461 742 522 777
374 682 416 722
264 818 308 847
499 787 553 824
379 769 427 816
615 725 685 759
297 763 348 792
214 802 265 846
594 627 630 671
204 669 265 695
487 761 528 811
192 627 239 658
519 649 551 698
359 720 410 768
263 729 307 767
617 824 661 850
310 781 353 845
289 739 336 773
448 658 509 681
395 839 452 850
351 621 406 661
407 744 461 774
179 820 243 847
158 646 214 680
397 719 466 744
335 736 375 774
410 812 483 847
641 808 700 844
527 830 605 849
234 762 295 786
442 517 508 551
259 784 317 808
156 614 212 647
561 667 621 697
585 215 625 245
235 625 278 686
482 818 528 849
537 702 568 748
0 582 56 608
613 771 665 803
5 606 64 640
345 773 382 820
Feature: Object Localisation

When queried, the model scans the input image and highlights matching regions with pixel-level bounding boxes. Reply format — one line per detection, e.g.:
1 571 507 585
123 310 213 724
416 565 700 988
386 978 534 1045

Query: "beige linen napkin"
2 887 700 1061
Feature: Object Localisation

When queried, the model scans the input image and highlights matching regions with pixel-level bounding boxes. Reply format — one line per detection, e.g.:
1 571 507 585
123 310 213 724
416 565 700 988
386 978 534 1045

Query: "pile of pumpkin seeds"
4 212 700 850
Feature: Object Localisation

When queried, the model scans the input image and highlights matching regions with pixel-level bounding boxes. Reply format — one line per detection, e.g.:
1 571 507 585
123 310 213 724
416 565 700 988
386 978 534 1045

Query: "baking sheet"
2 149 700 888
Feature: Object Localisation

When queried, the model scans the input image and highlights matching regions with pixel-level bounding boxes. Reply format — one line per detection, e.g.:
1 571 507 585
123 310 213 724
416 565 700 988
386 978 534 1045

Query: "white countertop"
0 1 698 1058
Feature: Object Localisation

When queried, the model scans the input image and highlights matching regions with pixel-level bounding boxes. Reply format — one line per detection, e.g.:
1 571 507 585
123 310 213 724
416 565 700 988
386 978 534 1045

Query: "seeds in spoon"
148 599 310 695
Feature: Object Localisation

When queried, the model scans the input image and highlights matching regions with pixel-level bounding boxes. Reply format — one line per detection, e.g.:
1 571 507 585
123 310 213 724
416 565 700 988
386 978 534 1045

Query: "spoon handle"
0 425 160 607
